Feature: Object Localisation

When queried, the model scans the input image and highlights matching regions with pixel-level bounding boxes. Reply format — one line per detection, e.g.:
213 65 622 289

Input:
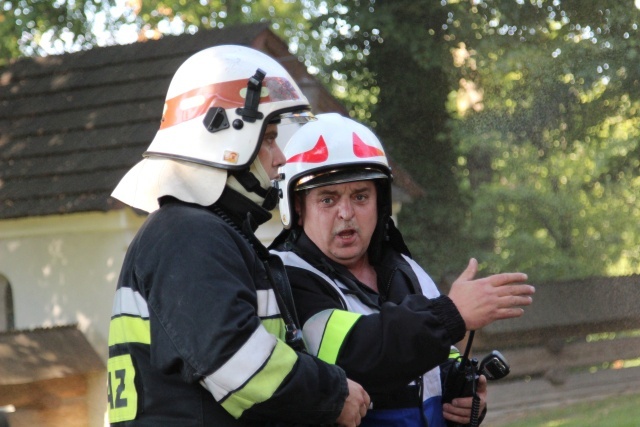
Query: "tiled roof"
0 23 347 219
0 324 104 385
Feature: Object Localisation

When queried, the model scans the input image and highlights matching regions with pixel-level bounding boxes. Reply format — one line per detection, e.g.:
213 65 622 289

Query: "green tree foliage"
0 0 119 64
310 0 640 281
286 1 471 281
439 0 640 280
124 0 307 39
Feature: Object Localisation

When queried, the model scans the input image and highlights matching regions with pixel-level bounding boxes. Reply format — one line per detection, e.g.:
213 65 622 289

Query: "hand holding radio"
442 331 511 427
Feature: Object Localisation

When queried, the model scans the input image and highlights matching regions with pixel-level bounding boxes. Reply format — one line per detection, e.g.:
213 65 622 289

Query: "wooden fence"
442 274 640 423
470 274 640 385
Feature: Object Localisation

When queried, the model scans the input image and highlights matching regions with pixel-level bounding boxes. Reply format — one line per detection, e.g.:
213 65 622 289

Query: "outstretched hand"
448 258 534 330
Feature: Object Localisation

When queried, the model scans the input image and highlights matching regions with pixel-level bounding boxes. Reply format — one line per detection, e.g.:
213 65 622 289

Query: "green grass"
497 393 640 427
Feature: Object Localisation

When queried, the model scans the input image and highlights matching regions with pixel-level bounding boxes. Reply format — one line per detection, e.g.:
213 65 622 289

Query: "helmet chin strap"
232 170 279 210
227 158 280 211
261 185 280 211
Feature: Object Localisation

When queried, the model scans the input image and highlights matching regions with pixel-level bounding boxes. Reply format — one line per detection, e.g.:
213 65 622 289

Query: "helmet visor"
295 167 388 191
277 110 316 125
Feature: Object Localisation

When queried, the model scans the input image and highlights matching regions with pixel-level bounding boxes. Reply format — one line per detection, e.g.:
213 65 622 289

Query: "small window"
0 275 14 331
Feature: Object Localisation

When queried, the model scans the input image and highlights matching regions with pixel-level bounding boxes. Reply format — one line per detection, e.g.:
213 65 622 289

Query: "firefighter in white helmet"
107 46 369 427
270 113 535 426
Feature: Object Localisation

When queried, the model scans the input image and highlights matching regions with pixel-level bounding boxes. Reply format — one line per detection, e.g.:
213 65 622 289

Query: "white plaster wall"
0 208 286 362
0 210 145 362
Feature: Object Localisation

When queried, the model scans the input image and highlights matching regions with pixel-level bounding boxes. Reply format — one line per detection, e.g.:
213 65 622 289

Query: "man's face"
257 123 286 179
298 180 378 268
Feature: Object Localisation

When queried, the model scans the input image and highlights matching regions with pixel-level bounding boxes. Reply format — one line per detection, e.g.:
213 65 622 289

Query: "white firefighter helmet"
279 113 392 228
112 44 313 213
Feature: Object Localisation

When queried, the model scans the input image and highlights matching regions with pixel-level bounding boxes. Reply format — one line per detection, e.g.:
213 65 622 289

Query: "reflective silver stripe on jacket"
112 287 149 318
299 309 332 356
256 289 281 317
402 255 440 299
200 326 277 401
272 251 376 314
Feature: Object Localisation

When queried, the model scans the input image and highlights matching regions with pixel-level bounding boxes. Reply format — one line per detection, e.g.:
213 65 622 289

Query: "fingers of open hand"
453 258 479 285
496 292 534 308
496 306 526 320
484 292 533 322
495 284 535 299
488 272 529 287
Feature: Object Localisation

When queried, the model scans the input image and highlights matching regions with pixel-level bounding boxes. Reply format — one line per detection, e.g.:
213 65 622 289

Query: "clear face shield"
279 110 317 125
272 111 317 185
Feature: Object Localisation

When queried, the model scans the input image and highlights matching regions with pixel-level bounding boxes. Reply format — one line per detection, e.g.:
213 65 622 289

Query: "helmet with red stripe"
279 113 392 229
112 45 313 213
147 45 312 169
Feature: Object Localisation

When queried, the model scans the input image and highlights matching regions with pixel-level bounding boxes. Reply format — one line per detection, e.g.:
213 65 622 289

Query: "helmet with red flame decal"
112 45 313 213
279 113 392 229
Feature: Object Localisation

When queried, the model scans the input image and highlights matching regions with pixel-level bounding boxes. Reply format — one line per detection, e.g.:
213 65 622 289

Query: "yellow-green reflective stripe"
221 339 297 418
261 318 286 339
449 347 460 360
109 316 151 346
108 354 138 422
317 310 361 364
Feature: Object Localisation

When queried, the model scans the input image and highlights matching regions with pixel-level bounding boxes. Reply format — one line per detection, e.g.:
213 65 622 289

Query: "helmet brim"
294 167 388 192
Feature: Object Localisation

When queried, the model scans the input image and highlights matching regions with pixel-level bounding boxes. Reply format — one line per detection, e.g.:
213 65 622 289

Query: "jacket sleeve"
140 209 347 424
287 265 466 393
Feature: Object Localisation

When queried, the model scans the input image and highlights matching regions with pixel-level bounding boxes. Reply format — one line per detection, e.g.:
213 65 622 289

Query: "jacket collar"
211 186 272 232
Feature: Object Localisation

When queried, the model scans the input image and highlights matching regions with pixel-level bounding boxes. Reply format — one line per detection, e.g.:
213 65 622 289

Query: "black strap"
264 254 305 352
240 214 305 352
231 170 268 197
230 169 279 210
